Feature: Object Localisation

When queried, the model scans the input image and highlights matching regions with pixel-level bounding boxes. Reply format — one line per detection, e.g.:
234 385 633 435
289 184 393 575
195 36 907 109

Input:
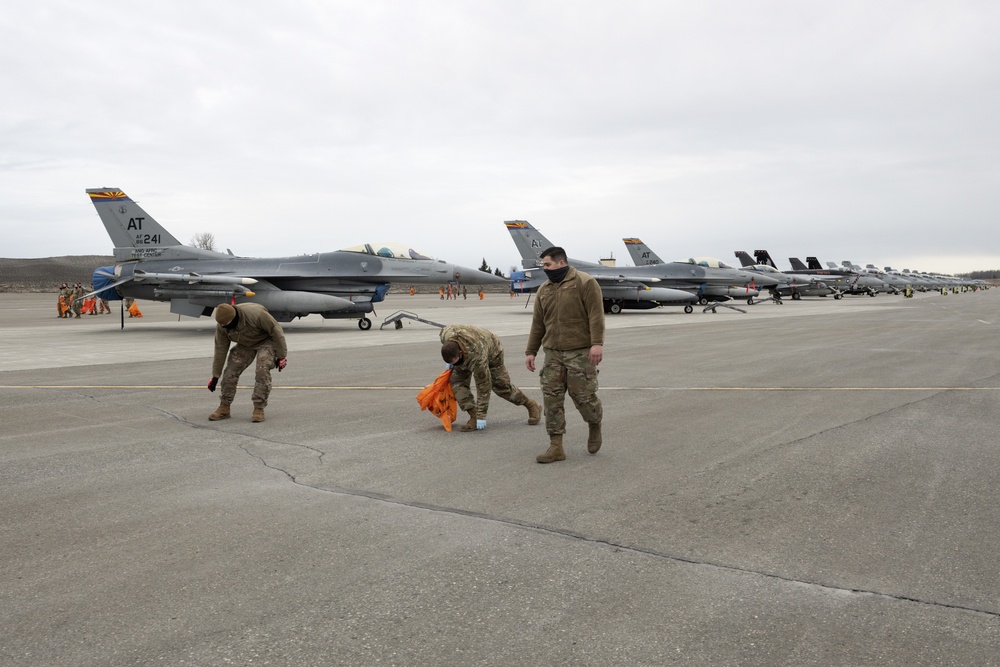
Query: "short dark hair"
441 341 462 363
540 246 566 263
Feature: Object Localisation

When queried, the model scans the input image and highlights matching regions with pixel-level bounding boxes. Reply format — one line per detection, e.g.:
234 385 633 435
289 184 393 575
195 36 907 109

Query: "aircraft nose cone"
451 262 508 284
746 272 780 286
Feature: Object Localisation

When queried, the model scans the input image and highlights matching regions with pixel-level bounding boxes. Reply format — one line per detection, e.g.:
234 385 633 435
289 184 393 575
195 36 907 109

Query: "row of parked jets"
504 220 990 314
80 188 989 329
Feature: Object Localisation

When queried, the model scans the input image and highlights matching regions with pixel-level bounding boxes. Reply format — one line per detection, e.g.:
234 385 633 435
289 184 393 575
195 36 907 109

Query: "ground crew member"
208 303 288 423
440 324 541 432
524 246 605 463
57 283 70 318
71 283 85 318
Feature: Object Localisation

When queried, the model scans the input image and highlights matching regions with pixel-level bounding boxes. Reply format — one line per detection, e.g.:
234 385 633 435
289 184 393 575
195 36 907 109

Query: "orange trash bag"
416 369 458 431
127 302 144 318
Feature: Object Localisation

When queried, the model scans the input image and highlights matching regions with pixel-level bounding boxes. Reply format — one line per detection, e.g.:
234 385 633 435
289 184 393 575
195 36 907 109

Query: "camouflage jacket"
525 267 605 355
212 303 288 377
439 324 504 417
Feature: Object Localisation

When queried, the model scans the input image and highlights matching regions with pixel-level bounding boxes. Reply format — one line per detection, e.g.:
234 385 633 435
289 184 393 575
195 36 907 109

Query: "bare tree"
190 232 216 251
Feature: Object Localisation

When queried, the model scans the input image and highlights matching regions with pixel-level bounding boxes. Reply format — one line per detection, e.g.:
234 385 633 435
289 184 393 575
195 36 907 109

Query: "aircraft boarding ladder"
380 310 446 330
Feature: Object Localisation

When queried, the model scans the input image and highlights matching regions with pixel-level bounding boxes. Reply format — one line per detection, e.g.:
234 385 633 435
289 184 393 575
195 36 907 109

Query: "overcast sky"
2 1 998 275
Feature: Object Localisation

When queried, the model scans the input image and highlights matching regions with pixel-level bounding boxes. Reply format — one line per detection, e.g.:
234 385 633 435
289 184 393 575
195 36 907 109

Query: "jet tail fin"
754 250 778 268
503 219 603 269
504 220 553 269
622 238 664 265
86 188 225 261
789 257 807 271
806 257 823 270
734 251 755 268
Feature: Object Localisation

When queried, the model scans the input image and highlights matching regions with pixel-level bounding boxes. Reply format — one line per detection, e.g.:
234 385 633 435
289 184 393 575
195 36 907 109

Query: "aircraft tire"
791 292 801 300
609 302 622 314
359 317 372 331
684 305 693 314
834 293 843 300
746 297 754 305
698 297 709 305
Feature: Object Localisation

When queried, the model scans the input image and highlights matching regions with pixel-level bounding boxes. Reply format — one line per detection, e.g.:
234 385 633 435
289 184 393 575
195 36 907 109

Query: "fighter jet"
503 221 702 313
857 264 910 294
504 221 778 313
85 188 503 329
733 250 832 300
618 237 778 305
821 261 886 296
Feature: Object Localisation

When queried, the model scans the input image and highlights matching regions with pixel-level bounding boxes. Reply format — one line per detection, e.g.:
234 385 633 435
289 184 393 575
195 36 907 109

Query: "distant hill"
0 256 115 293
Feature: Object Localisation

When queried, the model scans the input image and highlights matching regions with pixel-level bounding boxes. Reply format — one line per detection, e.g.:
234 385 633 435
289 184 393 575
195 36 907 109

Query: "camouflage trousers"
450 351 529 419
539 347 602 436
220 342 277 408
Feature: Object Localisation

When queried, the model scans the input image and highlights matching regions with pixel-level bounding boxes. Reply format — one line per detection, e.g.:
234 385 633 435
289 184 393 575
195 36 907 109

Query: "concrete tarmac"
2 290 999 666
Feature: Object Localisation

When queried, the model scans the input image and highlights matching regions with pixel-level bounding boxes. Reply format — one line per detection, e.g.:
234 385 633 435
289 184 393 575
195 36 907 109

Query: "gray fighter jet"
618 237 778 305
504 221 701 313
734 250 833 300
85 188 503 328
504 221 776 314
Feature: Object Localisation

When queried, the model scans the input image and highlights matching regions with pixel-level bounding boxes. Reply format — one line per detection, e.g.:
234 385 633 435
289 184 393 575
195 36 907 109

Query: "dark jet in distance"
734 250 833 300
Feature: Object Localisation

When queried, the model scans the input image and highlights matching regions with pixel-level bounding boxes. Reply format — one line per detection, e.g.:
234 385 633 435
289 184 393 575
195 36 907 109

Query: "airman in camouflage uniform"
525 247 605 463
71 283 86 318
208 303 288 423
440 324 541 432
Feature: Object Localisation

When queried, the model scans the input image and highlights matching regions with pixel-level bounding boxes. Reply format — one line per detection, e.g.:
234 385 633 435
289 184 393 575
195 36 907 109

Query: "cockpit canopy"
675 257 736 269
340 242 434 261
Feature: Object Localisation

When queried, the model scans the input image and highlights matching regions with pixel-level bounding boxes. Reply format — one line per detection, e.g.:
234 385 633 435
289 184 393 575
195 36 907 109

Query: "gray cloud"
2 0 998 274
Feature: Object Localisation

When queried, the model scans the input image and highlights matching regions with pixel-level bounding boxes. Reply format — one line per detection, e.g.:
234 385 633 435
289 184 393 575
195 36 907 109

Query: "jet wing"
525 266 668 288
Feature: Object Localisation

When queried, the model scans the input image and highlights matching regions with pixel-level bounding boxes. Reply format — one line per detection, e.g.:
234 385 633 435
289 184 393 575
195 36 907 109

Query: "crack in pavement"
154 402 1000 622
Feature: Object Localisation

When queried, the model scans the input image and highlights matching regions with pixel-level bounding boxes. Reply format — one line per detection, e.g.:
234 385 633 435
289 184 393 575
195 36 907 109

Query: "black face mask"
224 310 240 330
544 265 570 283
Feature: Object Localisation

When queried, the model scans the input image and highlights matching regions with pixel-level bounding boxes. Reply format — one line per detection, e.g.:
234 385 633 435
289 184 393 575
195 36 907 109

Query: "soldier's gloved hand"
477 419 487 430
207 377 218 392
276 358 287 371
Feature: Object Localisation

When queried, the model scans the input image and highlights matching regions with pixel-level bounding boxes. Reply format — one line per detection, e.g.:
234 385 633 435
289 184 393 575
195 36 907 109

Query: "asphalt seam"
209 419 1000 622
143 400 1000 621
682 386 961 482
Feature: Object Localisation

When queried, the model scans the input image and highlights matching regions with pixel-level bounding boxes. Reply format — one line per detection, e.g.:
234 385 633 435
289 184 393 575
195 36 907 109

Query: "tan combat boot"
209 404 231 421
526 399 542 425
587 422 602 454
536 435 565 463
459 412 478 432
251 407 265 423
